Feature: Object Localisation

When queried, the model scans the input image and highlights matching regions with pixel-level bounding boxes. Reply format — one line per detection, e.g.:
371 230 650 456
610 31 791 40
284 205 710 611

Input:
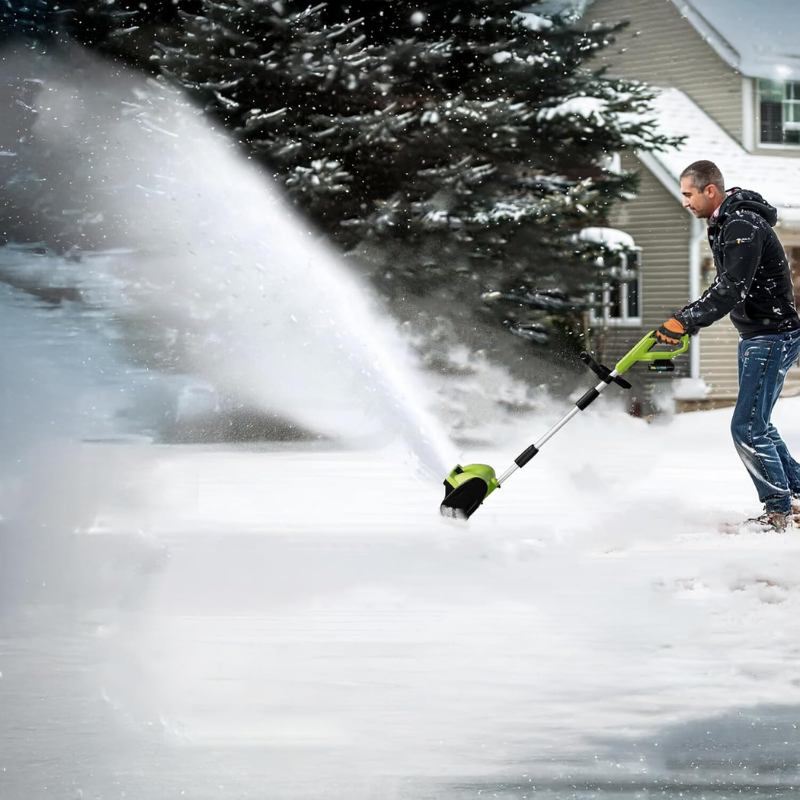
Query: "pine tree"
1 0 682 347
1 0 56 42
156 1 678 347
161 3 683 346
0 0 200 65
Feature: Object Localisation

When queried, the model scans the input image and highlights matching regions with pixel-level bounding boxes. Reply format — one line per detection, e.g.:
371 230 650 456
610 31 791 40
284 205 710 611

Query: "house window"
759 80 800 145
591 251 642 326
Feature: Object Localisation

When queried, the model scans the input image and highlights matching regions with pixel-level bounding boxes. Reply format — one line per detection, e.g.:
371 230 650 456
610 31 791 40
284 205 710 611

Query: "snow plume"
0 41 453 475
0 282 162 609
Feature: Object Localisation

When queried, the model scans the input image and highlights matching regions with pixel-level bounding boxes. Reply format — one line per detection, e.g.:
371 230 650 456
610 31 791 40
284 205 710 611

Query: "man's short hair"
680 160 724 193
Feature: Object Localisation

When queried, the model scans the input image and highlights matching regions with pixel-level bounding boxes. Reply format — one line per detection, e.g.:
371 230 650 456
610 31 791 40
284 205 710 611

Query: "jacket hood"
717 187 778 228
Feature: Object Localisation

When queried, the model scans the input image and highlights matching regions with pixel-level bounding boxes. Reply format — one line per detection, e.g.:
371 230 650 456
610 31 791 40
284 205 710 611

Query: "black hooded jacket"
675 188 800 339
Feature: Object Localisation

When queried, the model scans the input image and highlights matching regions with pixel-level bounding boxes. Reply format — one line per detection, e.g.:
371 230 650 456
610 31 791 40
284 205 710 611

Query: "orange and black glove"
654 317 686 345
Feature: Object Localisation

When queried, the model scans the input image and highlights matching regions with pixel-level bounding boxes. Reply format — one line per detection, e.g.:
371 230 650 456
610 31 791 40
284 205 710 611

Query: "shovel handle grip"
614 331 689 375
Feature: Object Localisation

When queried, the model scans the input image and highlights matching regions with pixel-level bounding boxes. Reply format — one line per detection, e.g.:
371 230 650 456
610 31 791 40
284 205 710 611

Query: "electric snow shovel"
440 330 689 520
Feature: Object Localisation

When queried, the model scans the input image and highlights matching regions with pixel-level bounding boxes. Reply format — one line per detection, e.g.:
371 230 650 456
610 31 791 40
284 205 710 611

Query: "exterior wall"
696 309 739 401
688 243 739 402
584 0 744 144
583 2 800 406
594 153 692 403
696 246 800 401
602 173 800 407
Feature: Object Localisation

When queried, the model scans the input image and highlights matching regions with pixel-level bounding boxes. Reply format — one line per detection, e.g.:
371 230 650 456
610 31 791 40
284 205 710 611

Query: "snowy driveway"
3 407 800 797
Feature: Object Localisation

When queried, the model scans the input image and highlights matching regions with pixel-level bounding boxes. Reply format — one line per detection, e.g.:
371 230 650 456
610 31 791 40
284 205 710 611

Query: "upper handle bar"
614 331 690 376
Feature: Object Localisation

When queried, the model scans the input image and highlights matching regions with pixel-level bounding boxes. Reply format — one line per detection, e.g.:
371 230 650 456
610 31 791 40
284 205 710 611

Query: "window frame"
589 250 643 328
758 78 800 148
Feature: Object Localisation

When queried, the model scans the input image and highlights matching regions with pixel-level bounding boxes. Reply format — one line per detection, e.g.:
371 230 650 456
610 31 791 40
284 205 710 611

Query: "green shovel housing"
441 463 501 520
439 331 689 520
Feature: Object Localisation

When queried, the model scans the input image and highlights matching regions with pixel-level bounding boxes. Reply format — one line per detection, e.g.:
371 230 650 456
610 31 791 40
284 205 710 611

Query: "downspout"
742 77 756 151
688 215 705 380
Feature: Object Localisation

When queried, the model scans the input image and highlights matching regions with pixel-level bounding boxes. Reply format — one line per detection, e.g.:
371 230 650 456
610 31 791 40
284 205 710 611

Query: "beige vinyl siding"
694 240 800 401
595 153 691 393
606 167 800 404
693 237 740 401
696 321 800 401
584 0 743 144
613 153 691 323
697 314 739 400
665 231 800 404
581 1 800 405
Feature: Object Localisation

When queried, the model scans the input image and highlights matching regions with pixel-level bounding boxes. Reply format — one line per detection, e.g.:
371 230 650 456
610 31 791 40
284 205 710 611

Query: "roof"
580 0 800 81
671 0 800 82
641 88 800 224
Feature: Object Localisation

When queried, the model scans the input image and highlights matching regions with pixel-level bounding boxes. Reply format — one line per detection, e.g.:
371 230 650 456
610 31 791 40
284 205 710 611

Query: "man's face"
680 177 722 219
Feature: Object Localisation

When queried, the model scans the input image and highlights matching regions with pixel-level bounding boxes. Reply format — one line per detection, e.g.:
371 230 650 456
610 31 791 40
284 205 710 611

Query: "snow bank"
513 10 554 31
578 225 637 250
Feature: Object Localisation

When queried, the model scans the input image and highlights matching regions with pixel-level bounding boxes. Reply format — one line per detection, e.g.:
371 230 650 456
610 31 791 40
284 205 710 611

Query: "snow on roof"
671 0 800 82
581 0 800 81
642 88 800 224
513 10 554 31
526 0 592 17
578 226 636 250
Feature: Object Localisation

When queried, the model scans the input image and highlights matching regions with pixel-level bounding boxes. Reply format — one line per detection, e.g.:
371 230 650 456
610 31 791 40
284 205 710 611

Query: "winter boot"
741 510 793 534
792 495 800 524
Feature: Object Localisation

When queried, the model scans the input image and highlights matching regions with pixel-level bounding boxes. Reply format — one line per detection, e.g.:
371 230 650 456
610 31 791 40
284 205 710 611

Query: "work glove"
654 317 686 345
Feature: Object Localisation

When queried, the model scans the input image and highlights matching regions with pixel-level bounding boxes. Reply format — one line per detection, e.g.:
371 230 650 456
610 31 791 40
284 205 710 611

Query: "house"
580 0 800 410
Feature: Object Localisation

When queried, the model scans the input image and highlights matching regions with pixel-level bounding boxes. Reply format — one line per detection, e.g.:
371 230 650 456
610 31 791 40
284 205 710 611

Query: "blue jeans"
731 329 800 514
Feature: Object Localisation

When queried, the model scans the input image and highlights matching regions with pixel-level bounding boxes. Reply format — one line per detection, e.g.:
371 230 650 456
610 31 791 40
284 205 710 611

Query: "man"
654 160 800 531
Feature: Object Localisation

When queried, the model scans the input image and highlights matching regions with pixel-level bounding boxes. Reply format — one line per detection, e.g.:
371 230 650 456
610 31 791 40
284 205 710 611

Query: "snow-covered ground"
4 386 800 798
0 246 795 800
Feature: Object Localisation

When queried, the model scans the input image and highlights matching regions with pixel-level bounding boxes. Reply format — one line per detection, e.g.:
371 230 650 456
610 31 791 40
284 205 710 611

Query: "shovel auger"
440 331 690 520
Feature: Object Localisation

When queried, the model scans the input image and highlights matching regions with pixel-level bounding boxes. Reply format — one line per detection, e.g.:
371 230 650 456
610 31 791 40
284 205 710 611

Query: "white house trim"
688 216 705 380
742 77 755 151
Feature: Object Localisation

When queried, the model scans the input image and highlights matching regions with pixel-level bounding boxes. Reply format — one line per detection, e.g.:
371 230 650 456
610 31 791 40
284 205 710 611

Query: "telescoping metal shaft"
496 370 620 486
